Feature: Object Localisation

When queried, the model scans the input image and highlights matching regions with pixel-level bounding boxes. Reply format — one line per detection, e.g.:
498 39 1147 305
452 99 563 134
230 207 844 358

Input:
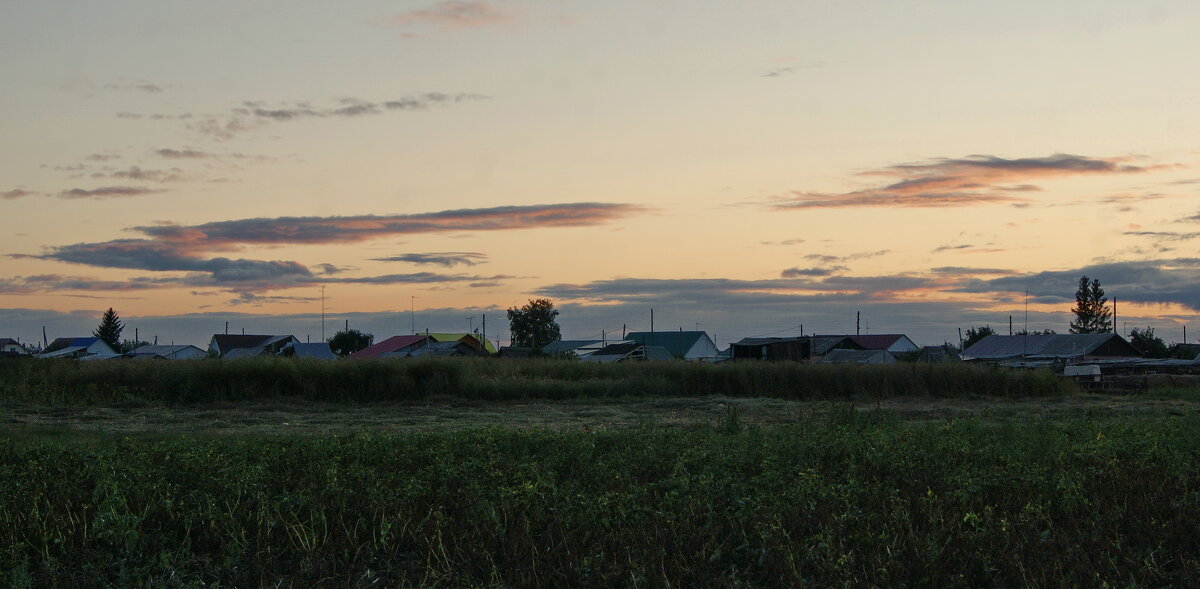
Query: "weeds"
3 417 1200 586
0 357 1070 406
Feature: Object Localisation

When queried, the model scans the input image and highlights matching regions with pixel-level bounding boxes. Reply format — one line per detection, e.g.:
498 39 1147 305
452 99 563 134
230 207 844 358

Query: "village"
5 321 1199 383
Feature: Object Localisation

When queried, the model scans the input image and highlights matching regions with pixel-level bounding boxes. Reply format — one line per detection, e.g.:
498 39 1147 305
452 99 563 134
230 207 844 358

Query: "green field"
3 359 1200 587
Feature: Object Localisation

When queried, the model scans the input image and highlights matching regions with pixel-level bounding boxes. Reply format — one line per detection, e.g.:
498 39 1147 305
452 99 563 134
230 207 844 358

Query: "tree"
1070 275 1112 334
507 298 561 351
92 307 124 351
119 339 149 354
1129 326 1170 358
962 325 996 350
328 328 374 357
1015 329 1057 336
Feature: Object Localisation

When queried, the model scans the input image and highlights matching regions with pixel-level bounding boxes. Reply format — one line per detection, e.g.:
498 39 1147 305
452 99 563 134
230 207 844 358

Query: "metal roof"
624 331 713 358
847 334 917 351
287 342 337 360
963 333 1140 360
127 344 206 359
350 335 430 359
818 349 896 364
541 340 604 355
426 333 498 354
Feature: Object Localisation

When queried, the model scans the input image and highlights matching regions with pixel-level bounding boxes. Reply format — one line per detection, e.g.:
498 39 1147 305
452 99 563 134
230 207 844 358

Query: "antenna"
320 285 325 341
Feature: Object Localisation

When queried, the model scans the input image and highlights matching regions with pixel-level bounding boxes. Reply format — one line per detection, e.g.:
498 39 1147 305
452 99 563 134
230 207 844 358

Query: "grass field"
4 359 1200 587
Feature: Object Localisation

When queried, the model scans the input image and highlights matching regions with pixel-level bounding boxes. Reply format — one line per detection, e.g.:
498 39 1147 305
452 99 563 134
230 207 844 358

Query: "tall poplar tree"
1069 276 1112 334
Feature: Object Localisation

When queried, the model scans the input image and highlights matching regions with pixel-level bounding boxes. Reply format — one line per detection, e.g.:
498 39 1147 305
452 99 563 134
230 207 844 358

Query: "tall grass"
3 415 1200 586
0 357 1069 405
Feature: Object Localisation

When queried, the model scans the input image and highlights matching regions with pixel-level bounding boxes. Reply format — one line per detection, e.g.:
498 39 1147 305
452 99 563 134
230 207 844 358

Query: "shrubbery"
0 357 1070 405
3 416 1200 586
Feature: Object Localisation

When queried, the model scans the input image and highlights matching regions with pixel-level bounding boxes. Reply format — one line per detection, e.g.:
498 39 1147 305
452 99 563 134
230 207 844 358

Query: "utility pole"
650 309 654 347
1113 297 1117 333
481 315 486 346
410 296 416 334
1024 290 1029 357
320 285 326 341
1009 315 1012 336
856 311 860 336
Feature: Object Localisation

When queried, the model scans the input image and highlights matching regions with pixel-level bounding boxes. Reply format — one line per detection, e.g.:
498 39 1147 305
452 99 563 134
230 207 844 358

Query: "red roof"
350 335 429 359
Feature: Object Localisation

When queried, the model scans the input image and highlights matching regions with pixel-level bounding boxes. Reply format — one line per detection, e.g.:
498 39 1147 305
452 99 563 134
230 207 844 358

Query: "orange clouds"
770 154 1147 210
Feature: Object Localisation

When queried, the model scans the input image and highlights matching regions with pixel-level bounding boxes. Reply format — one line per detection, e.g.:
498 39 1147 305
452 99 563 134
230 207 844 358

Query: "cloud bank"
770 154 1147 210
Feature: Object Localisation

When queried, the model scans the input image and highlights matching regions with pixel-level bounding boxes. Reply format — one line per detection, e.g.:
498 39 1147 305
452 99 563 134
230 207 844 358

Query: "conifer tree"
93 307 124 350
1069 276 1112 334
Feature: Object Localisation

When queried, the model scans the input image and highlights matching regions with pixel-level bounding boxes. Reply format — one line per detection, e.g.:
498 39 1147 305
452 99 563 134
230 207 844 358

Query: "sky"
2 0 1199 350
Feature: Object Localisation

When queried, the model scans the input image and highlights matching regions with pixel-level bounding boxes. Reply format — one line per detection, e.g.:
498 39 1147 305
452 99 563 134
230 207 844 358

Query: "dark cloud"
538 274 935 308
190 94 489 139
156 148 213 159
950 259 1200 310
803 250 890 264
769 153 1148 210
17 238 512 294
759 238 806 246
314 263 349 275
105 81 164 93
107 167 187 183
58 186 164 199
932 244 973 253
0 274 162 294
135 203 645 247
387 1 514 31
930 267 1016 276
373 252 488 267
85 153 121 162
760 61 824 77
2 188 37 200
1125 231 1200 242
781 266 846 278
12 203 631 295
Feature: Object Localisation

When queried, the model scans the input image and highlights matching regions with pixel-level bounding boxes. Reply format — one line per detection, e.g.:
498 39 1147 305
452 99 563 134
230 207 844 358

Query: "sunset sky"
3 1 1199 349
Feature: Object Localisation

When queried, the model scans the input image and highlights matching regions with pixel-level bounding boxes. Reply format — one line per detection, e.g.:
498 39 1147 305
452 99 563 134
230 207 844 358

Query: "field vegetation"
4 413 1200 586
0 356 1070 405
5 357 1196 586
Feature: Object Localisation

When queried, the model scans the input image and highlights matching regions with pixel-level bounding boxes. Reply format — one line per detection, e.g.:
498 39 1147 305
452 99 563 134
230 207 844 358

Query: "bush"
0 357 1071 406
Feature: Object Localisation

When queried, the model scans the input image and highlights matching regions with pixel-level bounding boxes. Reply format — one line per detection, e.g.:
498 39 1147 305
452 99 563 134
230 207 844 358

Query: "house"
350 335 431 359
623 331 719 360
1171 343 1200 361
281 342 337 360
730 337 811 361
37 337 117 359
916 345 962 363
817 349 897 365
208 334 298 358
426 333 497 355
580 342 674 363
962 333 1143 362
542 339 632 358
408 340 487 358
846 334 920 354
0 338 28 356
810 336 863 356
127 344 207 360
